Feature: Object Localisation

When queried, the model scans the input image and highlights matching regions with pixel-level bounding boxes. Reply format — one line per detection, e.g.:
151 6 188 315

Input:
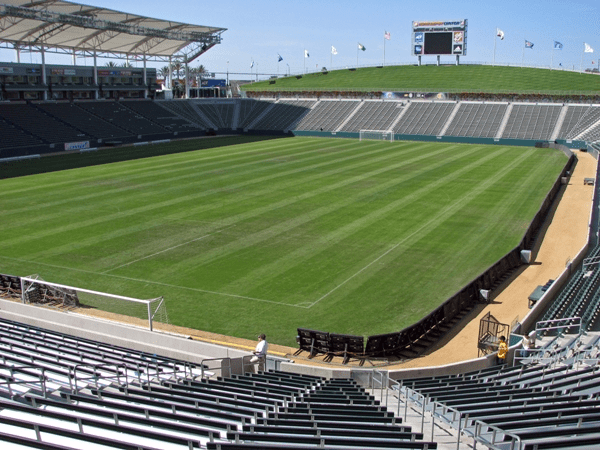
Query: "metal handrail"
200 357 231 379
0 365 48 398
70 363 127 394
371 368 526 450
473 419 522 450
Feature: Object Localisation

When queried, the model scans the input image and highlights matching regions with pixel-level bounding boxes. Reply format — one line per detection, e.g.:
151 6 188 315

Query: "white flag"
584 42 594 53
304 49 310 58
331 46 337 55
358 43 366 51
496 28 505 40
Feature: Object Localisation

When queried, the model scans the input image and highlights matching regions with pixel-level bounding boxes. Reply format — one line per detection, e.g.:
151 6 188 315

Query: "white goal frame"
20 275 168 331
359 129 394 142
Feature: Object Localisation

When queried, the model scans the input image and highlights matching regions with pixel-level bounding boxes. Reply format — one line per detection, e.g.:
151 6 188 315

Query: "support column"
41 45 47 100
168 56 172 89
185 60 189 99
143 54 147 99
15 43 21 63
436 55 440 66
93 51 99 99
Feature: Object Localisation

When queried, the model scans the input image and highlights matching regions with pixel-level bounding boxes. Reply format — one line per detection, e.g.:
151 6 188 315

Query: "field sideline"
0 137 567 346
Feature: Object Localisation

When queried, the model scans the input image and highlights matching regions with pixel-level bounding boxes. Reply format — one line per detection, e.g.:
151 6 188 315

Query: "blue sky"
1 0 598 79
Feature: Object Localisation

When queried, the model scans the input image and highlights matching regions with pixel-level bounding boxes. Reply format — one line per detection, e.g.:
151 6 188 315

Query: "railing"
201 357 232 378
473 420 522 450
0 365 49 398
69 363 128 394
371 368 525 450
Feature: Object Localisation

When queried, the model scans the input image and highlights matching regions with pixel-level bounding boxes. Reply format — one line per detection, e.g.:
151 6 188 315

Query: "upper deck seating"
294 100 360 131
341 100 403 132
251 100 316 130
444 103 508 137
393 102 456 136
501 104 562 140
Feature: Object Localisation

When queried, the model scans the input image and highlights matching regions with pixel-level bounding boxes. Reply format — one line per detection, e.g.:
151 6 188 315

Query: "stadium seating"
2 98 600 155
156 100 211 129
294 99 360 131
121 100 202 133
0 103 88 144
444 102 508 137
0 317 440 449
76 101 167 136
555 105 595 139
393 102 457 136
341 100 404 132
236 98 275 129
250 99 316 131
0 117 42 150
501 104 562 140
395 330 600 449
194 100 237 130
36 102 131 140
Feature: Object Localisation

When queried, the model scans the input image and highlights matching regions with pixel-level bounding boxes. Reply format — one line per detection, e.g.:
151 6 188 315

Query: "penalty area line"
103 225 236 274
0 255 307 309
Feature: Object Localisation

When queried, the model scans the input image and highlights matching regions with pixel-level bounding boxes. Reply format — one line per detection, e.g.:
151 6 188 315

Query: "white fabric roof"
0 0 226 58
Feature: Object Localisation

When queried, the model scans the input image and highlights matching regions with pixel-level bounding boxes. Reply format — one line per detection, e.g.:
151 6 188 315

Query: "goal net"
359 129 394 142
20 275 169 331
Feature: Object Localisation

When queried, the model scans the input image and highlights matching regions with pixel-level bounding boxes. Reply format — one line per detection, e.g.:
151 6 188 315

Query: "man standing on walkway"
250 334 268 372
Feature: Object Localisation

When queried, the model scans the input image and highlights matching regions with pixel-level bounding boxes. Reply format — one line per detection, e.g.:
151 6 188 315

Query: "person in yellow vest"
497 335 508 365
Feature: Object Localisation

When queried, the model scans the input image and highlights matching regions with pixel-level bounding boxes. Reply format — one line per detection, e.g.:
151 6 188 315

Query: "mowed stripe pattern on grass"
0 137 567 345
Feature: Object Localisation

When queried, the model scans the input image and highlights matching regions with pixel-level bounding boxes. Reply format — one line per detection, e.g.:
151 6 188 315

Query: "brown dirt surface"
69 151 597 369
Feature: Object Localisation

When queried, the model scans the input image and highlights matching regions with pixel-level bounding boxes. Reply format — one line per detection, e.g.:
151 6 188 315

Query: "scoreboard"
412 20 467 57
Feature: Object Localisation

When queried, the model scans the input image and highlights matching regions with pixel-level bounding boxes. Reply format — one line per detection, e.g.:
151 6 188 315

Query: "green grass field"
0 137 567 346
243 65 600 94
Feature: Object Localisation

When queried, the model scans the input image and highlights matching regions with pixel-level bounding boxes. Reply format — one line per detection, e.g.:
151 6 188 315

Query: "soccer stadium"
1 1 600 448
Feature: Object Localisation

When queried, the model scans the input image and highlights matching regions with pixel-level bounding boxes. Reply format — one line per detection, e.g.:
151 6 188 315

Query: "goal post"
20 275 169 331
359 129 394 142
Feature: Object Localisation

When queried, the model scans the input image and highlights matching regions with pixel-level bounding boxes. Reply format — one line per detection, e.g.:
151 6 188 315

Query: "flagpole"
331 45 332 68
357 44 359 68
551 46 554 70
521 38 525 67
383 35 386 66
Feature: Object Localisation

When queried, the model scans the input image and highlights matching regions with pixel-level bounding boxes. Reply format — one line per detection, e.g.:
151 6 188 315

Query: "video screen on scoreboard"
412 20 467 56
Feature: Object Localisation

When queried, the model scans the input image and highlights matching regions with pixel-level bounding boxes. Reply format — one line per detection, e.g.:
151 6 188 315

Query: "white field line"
103 233 214 274
309 147 531 308
0 255 304 309
308 220 430 308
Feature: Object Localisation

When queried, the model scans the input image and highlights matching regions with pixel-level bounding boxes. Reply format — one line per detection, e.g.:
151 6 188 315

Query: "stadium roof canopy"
0 0 226 62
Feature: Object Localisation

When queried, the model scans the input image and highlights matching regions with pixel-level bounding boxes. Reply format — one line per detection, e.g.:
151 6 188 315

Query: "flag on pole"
358 43 366 51
277 54 283 62
384 31 391 40
525 40 534 49
304 49 310 58
496 28 505 40
250 60 254 68
584 43 594 53
554 41 563 50
331 46 337 55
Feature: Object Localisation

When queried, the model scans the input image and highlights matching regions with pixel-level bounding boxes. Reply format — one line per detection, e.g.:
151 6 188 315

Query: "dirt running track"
74 150 598 369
